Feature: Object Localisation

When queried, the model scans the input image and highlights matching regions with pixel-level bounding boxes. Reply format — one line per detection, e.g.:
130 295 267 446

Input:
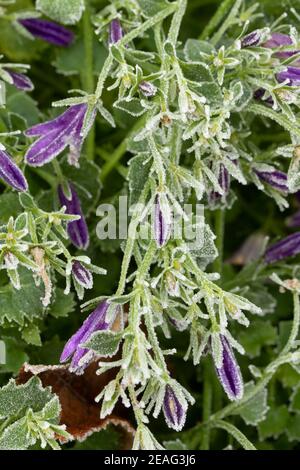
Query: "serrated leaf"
286 414 300 441
0 376 54 419
0 268 45 327
234 383 268 426
36 0 85 24
0 415 33 450
163 439 187 450
238 320 277 357
180 60 214 83
258 405 289 440
21 323 41 346
83 330 123 358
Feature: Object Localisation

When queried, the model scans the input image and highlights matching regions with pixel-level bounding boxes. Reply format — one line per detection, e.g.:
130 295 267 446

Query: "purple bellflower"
254 168 288 192
163 385 187 431
277 67 300 86
109 19 123 45
60 301 111 374
25 104 89 167
19 18 74 47
265 232 300 263
154 193 172 247
58 183 89 250
0 148 28 192
209 164 230 205
72 260 93 290
214 336 244 401
4 69 33 91
263 33 299 60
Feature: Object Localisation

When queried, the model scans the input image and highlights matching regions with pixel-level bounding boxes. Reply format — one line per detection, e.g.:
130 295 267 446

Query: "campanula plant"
0 0 300 453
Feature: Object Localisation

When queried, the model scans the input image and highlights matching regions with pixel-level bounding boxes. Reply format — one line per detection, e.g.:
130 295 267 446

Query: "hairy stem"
82 2 95 160
200 359 213 450
213 208 225 276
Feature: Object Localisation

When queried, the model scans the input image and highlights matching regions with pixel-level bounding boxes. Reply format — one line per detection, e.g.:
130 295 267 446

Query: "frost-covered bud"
4 252 19 270
58 183 89 250
241 30 262 48
109 19 123 45
19 18 74 47
265 232 300 263
209 165 230 205
0 148 28 192
139 81 157 97
165 271 180 297
214 335 244 401
154 193 172 247
163 385 187 431
60 300 111 374
4 69 33 91
72 260 93 289
254 168 288 192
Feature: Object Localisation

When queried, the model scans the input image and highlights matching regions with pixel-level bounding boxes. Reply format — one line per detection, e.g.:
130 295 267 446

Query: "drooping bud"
265 232 300 263
72 260 93 289
139 81 157 97
214 335 244 401
108 19 123 45
163 384 187 431
0 148 28 192
154 193 172 247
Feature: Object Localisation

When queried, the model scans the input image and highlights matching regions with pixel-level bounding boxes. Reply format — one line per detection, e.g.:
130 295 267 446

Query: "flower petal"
19 18 74 47
0 149 28 192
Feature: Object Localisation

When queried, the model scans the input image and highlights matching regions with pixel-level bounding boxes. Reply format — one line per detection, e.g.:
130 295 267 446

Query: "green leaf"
238 320 277 357
0 268 45 327
0 193 22 225
180 60 214 83
50 288 75 318
163 439 187 450
290 384 300 413
258 405 290 440
0 415 33 450
0 337 28 374
114 98 148 117
71 425 122 450
184 39 215 61
137 0 169 17
128 153 152 205
36 0 85 24
53 39 107 76
83 330 123 357
0 377 54 419
6 90 40 126
21 323 42 346
234 383 269 426
248 103 300 139
286 414 300 441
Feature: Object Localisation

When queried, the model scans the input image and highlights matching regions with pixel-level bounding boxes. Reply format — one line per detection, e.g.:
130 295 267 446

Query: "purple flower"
0 148 28 192
254 168 288 192
60 301 110 374
214 336 244 401
276 66 300 86
72 260 93 289
163 385 187 431
265 232 300 263
19 18 74 47
109 19 123 45
58 183 89 250
263 33 299 59
25 104 89 167
154 194 172 247
139 81 157 97
241 30 262 48
4 69 33 91
209 164 230 205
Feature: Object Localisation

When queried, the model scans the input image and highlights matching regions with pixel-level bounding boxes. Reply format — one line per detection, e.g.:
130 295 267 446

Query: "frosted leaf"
211 332 223 369
36 0 85 25
83 330 123 358
234 383 269 426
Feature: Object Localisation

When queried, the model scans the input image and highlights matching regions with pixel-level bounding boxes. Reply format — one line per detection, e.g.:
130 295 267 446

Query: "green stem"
281 291 300 355
212 208 225 276
82 2 95 161
211 0 242 45
200 359 213 450
168 0 187 46
199 0 235 39
210 420 256 450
